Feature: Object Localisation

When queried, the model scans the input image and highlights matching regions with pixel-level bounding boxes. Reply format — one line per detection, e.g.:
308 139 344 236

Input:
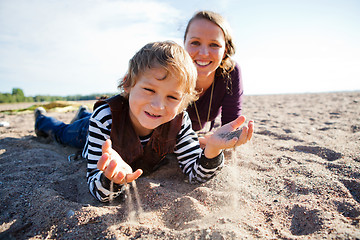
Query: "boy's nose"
150 96 165 110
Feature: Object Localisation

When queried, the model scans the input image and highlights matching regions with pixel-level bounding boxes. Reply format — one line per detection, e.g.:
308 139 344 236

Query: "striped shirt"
82 103 224 202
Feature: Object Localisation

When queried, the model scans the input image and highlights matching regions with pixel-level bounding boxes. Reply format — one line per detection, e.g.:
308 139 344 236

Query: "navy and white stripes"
83 104 223 202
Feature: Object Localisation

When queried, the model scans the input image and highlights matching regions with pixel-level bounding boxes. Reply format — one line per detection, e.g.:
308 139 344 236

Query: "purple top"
187 63 243 131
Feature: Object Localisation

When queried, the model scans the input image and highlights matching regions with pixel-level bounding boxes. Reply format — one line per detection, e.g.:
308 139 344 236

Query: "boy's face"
127 67 184 136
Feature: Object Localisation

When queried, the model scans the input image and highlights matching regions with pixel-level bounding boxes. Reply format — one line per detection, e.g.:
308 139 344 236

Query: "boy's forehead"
144 66 169 80
140 67 184 93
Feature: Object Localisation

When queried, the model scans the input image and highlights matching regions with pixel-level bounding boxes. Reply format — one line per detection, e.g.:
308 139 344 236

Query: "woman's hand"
97 139 143 184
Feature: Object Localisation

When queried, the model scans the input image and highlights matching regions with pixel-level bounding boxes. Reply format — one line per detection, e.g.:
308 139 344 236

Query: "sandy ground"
0 92 359 239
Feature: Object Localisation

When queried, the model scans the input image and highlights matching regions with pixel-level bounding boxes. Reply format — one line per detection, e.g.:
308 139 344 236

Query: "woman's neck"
196 72 216 96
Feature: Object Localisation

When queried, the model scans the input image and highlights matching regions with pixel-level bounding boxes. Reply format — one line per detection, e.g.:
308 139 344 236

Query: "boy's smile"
127 67 184 136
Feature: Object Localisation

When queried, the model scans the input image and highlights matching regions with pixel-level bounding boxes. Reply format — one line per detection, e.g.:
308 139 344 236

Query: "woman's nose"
198 46 209 56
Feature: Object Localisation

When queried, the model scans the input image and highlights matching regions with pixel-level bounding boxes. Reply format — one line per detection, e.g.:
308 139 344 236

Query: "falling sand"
124 181 144 223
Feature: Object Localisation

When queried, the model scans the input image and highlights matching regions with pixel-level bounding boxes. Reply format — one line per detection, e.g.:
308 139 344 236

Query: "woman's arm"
221 63 244 125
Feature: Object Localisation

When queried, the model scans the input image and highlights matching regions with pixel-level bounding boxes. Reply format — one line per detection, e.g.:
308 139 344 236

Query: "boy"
35 41 254 202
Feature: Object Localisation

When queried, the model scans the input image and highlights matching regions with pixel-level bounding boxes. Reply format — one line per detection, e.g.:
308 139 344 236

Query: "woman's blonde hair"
118 41 198 112
184 11 236 94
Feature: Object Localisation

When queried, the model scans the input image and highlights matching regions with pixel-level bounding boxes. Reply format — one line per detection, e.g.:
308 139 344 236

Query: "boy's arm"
174 112 224 183
85 104 126 202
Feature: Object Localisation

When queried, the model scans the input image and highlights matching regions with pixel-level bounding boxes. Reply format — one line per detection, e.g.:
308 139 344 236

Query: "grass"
0 101 92 114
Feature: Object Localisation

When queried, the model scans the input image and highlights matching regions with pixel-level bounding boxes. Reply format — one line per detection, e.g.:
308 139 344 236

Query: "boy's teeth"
149 112 159 117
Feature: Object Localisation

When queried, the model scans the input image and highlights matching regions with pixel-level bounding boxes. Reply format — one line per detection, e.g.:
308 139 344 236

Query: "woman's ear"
222 46 228 60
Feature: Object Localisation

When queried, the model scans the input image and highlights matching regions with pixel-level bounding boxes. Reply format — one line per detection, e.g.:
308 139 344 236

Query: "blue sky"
0 0 359 96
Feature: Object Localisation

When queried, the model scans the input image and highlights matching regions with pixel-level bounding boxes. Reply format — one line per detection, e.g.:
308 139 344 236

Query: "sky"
0 0 359 96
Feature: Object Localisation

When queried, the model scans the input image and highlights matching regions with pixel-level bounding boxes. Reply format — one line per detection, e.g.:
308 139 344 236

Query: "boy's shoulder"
94 94 126 111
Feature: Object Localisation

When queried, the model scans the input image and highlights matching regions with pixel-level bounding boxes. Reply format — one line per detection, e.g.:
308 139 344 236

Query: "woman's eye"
210 43 220 48
190 41 200 46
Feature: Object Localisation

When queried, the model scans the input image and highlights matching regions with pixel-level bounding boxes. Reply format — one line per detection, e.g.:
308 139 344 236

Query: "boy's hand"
204 116 254 158
97 139 143 185
198 133 213 149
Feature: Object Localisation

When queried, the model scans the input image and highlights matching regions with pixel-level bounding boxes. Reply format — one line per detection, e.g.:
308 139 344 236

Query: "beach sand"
0 92 359 239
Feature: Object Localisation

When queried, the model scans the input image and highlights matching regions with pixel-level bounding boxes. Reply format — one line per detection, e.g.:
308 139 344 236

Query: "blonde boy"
84 41 253 202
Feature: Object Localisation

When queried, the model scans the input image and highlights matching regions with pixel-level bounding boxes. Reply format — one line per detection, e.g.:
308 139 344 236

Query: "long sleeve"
221 63 244 126
175 112 224 183
83 107 224 202
82 104 125 202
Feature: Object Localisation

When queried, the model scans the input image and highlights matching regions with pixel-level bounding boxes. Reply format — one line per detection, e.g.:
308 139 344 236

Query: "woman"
184 11 244 134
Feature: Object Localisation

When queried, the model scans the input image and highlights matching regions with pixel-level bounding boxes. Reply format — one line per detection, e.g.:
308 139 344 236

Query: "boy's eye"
144 88 155 93
168 95 179 101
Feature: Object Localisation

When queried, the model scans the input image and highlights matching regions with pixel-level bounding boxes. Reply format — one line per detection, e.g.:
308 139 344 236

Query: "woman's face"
184 18 226 81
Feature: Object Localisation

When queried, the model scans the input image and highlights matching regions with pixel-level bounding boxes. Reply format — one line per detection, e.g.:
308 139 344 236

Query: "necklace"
194 80 215 131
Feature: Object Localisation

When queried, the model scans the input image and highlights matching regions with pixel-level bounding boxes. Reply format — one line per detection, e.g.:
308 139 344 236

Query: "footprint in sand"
53 178 79 202
294 145 342 161
334 199 360 218
289 204 323 236
340 179 360 204
257 130 304 142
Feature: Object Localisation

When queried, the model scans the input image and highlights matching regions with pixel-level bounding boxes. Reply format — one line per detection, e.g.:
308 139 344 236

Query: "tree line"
0 88 115 103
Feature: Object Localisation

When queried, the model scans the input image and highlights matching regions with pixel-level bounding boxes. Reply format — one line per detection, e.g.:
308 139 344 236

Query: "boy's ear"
122 74 131 93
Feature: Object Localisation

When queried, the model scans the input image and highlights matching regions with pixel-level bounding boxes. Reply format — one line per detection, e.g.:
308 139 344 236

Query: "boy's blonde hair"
119 41 198 112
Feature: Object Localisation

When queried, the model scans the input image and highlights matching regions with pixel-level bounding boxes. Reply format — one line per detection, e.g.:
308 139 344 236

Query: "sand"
0 92 359 239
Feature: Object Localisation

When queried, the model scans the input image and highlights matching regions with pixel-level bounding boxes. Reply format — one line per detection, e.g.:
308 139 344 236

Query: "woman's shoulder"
232 61 241 74
229 61 242 83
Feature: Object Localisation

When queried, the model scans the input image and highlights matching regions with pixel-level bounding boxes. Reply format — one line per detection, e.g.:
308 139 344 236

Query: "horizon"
3 87 359 99
1 0 359 96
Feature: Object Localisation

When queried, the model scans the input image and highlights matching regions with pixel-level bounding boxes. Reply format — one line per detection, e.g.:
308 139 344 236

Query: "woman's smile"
184 18 226 82
195 60 212 67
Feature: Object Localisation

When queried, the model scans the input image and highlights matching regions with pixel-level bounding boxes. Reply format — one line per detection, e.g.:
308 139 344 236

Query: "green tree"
12 88 25 102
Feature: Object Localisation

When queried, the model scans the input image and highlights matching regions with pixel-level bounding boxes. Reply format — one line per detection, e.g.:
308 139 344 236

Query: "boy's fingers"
125 169 143 183
198 136 207 145
97 153 110 171
104 159 118 180
113 169 143 184
102 139 112 152
113 170 126 184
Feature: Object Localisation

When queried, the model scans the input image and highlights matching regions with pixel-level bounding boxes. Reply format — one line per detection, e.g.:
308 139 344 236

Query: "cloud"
1 0 359 96
0 0 183 95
